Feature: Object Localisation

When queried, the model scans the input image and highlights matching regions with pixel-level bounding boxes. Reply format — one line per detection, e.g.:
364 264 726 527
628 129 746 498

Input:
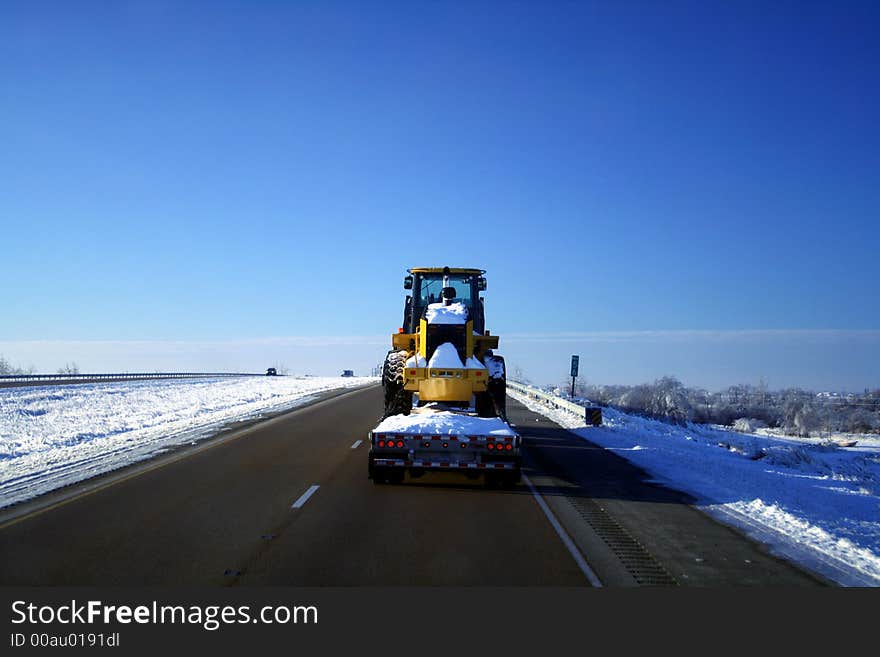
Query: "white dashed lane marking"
291 485 320 509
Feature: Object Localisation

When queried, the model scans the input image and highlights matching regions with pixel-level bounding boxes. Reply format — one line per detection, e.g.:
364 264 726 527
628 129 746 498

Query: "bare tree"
0 355 32 376
57 362 80 375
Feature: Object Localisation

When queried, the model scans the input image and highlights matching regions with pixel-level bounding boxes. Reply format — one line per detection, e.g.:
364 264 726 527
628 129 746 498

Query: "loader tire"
382 349 412 418
475 391 496 418
485 355 507 422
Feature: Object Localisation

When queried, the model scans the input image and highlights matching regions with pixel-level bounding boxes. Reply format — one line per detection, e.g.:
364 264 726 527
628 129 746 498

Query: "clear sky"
2 1 878 391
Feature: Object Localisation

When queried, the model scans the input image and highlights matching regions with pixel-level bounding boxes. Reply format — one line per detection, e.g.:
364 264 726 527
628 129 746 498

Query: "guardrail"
0 372 265 385
508 381 603 426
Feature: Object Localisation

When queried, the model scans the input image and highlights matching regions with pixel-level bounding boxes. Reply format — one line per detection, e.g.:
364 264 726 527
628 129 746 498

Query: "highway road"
0 385 826 586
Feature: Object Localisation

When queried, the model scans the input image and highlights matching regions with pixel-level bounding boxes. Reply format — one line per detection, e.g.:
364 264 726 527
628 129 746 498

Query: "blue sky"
2 1 878 390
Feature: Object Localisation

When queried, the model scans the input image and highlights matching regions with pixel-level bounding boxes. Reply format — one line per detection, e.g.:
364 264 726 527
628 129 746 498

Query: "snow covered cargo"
368 409 522 486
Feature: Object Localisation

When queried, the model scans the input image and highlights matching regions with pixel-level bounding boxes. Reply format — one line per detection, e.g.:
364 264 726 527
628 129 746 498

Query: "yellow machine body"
391 318 500 403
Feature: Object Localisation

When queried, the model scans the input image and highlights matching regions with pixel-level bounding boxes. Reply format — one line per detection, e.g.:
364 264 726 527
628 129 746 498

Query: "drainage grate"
568 497 678 586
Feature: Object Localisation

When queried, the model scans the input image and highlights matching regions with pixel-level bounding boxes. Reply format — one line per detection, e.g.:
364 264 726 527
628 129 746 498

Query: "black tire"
501 468 521 489
382 349 412 417
384 469 405 485
475 391 495 418
485 355 507 421
484 472 499 488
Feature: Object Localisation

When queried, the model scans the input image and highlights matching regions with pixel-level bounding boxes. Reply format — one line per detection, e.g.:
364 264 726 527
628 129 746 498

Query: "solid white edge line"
291 484 320 509
522 473 603 587
351 440 363 449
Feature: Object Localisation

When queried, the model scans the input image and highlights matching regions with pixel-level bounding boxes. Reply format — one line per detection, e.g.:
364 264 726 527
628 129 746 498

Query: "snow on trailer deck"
372 409 516 437
370 409 520 475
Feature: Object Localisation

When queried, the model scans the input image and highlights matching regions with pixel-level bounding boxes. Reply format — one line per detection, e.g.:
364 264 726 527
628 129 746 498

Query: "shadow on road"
383 423 697 508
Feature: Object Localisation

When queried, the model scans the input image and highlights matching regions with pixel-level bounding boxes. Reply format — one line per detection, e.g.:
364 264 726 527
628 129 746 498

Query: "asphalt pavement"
0 385 826 586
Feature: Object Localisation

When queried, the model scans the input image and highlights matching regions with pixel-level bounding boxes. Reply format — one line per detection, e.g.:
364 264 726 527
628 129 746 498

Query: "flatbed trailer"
367 407 522 486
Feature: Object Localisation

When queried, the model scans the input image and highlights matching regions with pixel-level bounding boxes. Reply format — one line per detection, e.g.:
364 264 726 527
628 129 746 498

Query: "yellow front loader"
381 266 506 420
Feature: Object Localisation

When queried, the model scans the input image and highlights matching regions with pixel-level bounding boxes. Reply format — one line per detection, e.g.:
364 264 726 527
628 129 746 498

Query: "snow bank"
0 376 373 509
374 410 515 436
508 386 880 586
425 302 468 324
406 354 427 368
734 417 768 432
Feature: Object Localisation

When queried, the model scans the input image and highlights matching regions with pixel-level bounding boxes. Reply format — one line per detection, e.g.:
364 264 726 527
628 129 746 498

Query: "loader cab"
403 268 486 335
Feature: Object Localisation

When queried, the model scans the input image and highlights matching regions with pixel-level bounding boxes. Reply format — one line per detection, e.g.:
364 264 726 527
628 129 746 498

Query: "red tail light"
487 443 495 450
505 443 513 451
378 440 386 448
396 440 405 448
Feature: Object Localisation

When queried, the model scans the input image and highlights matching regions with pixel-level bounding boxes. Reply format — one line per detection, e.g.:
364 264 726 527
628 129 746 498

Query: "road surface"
0 385 826 586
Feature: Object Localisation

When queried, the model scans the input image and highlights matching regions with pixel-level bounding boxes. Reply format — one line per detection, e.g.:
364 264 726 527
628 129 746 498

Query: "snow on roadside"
0 376 374 509
508 387 880 586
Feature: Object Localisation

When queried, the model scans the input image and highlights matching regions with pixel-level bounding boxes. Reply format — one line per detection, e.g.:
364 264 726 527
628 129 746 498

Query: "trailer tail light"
505 443 513 451
424 442 431 448
396 440 405 448
442 442 448 448
487 443 495 450
377 440 386 448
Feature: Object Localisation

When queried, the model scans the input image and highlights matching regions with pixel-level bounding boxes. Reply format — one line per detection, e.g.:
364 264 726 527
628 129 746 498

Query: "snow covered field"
0 376 373 509
509 387 880 587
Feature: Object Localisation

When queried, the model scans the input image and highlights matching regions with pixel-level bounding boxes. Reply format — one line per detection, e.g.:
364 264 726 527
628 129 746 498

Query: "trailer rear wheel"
501 469 521 489
371 465 387 484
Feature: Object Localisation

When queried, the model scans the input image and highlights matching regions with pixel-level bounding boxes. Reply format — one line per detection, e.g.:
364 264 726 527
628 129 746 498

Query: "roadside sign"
570 355 579 378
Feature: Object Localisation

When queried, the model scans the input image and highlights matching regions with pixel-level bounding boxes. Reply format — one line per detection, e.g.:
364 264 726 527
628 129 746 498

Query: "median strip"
291 484 320 509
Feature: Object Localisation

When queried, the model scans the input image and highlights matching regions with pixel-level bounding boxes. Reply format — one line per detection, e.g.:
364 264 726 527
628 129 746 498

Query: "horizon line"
2 328 880 348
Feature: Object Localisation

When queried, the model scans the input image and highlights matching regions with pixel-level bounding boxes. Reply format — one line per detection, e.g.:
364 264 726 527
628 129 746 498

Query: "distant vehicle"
266 368 277 376
342 370 354 377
